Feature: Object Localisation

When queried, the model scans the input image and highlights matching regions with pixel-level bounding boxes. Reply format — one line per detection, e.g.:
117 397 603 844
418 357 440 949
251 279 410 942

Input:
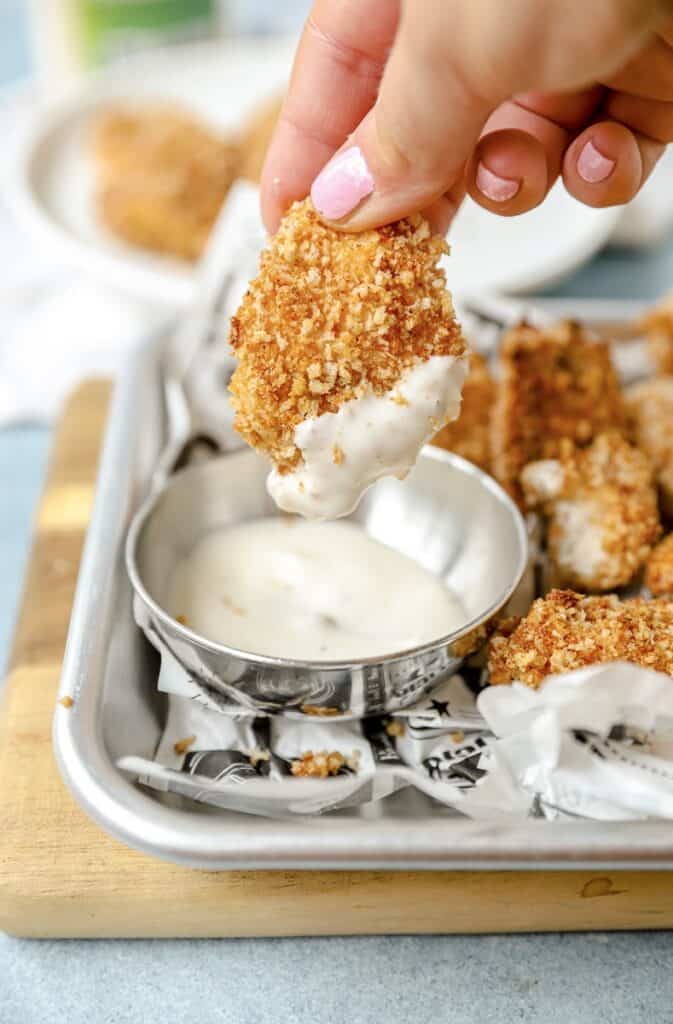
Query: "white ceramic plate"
447 184 621 296
5 37 621 306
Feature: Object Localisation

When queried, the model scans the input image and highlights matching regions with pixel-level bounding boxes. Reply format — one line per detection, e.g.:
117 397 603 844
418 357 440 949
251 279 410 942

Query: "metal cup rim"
125 446 528 671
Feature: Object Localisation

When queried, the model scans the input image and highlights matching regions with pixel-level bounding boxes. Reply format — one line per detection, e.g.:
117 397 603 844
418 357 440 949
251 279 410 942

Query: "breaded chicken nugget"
488 589 673 687
521 432 660 592
491 320 625 505
645 533 673 597
93 105 239 261
641 293 673 375
229 199 467 518
432 351 494 471
626 375 673 517
239 94 283 183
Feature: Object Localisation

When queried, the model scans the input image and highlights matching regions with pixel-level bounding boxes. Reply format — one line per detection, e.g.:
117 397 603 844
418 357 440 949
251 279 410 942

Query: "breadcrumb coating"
491 320 625 505
488 589 673 687
641 293 673 375
432 351 494 470
229 199 465 472
521 432 660 591
646 533 673 597
239 93 283 183
626 375 673 517
93 105 239 261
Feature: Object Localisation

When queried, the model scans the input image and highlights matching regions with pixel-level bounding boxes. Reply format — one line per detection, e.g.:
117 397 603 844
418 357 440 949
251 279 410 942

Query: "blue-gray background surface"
3 2 673 1021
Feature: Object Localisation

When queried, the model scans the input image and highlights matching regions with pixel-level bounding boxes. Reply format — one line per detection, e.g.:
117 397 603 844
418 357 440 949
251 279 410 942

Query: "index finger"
260 0 399 233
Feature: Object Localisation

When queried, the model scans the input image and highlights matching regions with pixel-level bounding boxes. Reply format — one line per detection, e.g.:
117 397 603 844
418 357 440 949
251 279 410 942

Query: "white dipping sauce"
168 517 467 661
268 354 468 520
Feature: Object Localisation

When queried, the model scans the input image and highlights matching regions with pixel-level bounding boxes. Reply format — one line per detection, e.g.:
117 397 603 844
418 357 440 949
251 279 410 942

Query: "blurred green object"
77 0 217 65
28 0 224 93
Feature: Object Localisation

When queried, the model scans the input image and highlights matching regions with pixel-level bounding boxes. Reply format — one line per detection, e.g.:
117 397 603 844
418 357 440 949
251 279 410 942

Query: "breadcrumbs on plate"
228 199 465 473
300 704 340 717
332 444 345 465
646 533 673 597
173 735 196 755
58 695 74 709
490 320 625 505
640 293 673 374
521 432 660 591
488 588 673 688
92 105 239 262
238 93 283 183
290 749 360 778
626 375 673 517
432 350 495 471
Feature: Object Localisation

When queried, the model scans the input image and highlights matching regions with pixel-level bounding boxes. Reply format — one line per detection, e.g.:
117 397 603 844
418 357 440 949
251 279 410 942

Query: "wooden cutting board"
1 381 673 938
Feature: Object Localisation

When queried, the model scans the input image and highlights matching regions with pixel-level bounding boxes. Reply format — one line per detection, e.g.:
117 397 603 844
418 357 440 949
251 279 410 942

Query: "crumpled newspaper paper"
119 671 518 818
478 662 673 821
119 657 673 820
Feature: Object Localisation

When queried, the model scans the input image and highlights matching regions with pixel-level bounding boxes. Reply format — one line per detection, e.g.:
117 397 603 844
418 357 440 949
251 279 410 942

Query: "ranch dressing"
168 517 467 661
268 354 469 519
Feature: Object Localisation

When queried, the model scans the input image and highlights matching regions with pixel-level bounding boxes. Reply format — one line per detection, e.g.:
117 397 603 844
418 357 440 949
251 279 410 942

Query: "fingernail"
311 146 375 220
475 162 520 203
577 139 615 184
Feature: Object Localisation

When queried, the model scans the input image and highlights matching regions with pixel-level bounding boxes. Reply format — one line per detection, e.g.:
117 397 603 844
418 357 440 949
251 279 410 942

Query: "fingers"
291 0 673 234
260 0 399 233
463 81 670 216
465 89 603 215
562 119 665 207
465 128 549 216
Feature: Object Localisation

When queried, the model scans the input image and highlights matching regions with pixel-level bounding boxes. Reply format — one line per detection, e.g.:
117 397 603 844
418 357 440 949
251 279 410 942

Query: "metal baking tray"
54 297 673 869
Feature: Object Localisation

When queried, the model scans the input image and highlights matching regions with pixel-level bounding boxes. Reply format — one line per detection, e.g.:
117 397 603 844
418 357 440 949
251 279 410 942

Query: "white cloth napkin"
0 266 163 424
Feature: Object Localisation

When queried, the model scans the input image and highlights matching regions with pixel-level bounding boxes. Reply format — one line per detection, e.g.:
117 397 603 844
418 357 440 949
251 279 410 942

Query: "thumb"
310 2 504 230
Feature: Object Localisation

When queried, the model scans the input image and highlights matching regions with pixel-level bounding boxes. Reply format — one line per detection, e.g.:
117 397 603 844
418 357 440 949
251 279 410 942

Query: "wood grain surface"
1 381 673 938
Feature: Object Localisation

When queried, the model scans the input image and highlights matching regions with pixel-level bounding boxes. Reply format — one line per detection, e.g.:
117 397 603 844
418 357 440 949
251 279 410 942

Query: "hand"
261 0 673 233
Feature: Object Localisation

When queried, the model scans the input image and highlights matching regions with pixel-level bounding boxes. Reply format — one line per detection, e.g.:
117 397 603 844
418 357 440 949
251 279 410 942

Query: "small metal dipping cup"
126 446 527 718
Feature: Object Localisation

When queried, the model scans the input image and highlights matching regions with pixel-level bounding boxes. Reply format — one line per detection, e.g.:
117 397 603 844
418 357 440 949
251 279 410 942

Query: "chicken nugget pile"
229 199 467 517
475 297 673 690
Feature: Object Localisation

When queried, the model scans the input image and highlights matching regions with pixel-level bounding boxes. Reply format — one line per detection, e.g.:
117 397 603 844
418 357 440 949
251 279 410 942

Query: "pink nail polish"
475 162 520 203
311 146 374 220
577 139 615 184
